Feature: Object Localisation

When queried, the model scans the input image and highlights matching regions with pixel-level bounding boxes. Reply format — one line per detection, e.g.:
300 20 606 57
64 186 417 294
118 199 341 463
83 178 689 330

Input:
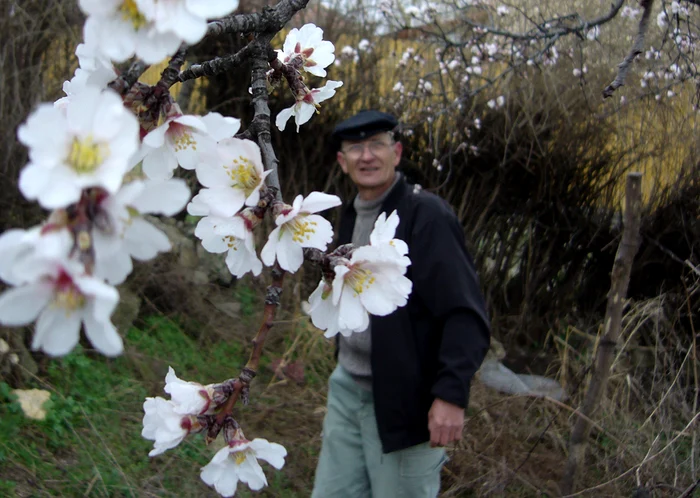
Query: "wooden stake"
560 172 643 495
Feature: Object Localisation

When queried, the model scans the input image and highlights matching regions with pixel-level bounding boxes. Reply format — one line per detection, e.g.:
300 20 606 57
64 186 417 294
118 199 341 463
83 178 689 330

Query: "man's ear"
392 141 403 167
337 151 348 174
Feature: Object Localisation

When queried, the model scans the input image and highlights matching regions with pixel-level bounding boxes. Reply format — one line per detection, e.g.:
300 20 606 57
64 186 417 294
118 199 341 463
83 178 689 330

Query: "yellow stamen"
172 131 197 152
234 452 247 465
288 215 318 243
346 267 376 296
77 231 91 251
53 289 86 312
119 0 148 30
67 136 108 174
223 235 239 251
226 156 261 196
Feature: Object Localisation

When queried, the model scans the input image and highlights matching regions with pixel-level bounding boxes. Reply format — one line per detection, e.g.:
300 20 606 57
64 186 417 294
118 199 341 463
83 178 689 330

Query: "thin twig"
563 412 700 497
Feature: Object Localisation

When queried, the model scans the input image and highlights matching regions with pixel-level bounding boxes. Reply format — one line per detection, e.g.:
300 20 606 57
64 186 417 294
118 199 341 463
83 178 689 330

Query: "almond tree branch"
208 0 312 433
206 0 310 37
178 43 254 83
450 0 625 43
214 265 285 428
603 0 655 98
249 36 282 197
108 59 149 96
160 44 188 89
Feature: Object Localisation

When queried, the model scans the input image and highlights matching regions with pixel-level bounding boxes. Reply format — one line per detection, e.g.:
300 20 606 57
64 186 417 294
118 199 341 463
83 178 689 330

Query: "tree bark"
560 172 643 495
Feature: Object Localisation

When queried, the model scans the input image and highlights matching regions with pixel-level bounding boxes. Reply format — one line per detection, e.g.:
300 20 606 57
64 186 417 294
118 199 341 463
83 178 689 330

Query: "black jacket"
337 176 491 453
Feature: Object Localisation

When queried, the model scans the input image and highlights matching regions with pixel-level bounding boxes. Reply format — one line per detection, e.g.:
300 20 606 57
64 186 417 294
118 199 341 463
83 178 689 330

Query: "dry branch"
603 0 655 98
560 172 644 494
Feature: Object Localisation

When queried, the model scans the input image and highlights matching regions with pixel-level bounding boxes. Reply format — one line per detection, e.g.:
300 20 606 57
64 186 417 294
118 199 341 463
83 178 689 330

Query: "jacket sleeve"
409 197 491 408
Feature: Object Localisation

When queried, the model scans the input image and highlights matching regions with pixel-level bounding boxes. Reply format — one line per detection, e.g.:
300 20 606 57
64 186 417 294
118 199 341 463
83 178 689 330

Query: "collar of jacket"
338 174 409 246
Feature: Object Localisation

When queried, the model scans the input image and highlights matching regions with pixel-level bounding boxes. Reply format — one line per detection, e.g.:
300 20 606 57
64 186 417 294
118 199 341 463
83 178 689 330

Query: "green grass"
0 313 310 498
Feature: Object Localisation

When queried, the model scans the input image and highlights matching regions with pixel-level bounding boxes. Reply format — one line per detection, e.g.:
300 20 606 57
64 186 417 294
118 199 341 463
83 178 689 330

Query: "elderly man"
311 110 491 498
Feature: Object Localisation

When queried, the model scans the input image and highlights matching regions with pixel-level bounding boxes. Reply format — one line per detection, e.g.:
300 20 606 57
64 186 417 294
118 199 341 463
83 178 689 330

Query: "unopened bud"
226 426 247 446
9 353 19 365
223 417 242 444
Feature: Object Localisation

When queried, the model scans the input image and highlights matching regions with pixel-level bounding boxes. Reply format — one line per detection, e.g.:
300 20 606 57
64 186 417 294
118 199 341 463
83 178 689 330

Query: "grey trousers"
312 366 448 498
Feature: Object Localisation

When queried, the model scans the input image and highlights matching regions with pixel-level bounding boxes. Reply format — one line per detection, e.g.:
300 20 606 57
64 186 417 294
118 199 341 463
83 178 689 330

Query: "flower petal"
250 439 287 469
124 218 172 260
185 0 239 19
33 307 82 356
83 311 123 356
275 106 295 132
201 112 241 141
130 178 191 216
300 192 342 214
0 282 53 326
260 227 280 267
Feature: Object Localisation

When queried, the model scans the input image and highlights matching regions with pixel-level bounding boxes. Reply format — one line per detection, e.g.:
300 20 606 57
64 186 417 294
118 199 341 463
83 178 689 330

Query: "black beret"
332 110 398 142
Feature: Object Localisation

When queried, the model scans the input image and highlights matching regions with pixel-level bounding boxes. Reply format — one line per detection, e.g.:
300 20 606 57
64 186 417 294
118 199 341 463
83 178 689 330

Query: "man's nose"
359 144 374 161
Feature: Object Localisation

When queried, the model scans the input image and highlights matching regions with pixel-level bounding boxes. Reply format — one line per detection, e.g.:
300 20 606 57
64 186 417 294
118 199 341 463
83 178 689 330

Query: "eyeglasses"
341 140 393 159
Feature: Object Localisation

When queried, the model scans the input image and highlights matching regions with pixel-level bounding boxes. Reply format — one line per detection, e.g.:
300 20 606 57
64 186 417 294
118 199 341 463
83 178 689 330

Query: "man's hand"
428 398 464 447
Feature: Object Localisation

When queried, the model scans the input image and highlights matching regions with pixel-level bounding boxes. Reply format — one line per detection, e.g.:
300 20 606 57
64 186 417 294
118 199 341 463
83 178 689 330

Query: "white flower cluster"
0 81 192 357
79 0 240 64
307 211 413 337
143 368 288 496
4 3 408 495
275 25 343 132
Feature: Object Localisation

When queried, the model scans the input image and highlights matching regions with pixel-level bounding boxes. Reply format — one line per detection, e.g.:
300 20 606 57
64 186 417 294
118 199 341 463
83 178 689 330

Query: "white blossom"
194 214 263 278
276 81 343 132
0 243 123 357
307 212 412 337
657 11 668 29
141 111 241 180
261 192 341 273
277 23 335 78
92 178 191 285
164 366 215 415
18 86 139 209
79 0 240 64
56 35 117 109
142 397 194 457
200 438 287 497
496 5 509 16
0 226 68 286
189 138 270 217
621 6 640 19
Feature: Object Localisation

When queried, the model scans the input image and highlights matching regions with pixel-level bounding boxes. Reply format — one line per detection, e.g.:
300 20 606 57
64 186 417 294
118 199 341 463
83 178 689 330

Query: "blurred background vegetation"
0 0 698 496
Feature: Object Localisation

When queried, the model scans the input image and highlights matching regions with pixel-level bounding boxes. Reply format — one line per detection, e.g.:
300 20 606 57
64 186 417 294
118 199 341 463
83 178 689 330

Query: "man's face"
337 132 403 194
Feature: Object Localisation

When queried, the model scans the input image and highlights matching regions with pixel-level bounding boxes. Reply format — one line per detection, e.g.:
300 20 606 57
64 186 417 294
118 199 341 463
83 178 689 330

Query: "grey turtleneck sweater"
338 172 401 390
